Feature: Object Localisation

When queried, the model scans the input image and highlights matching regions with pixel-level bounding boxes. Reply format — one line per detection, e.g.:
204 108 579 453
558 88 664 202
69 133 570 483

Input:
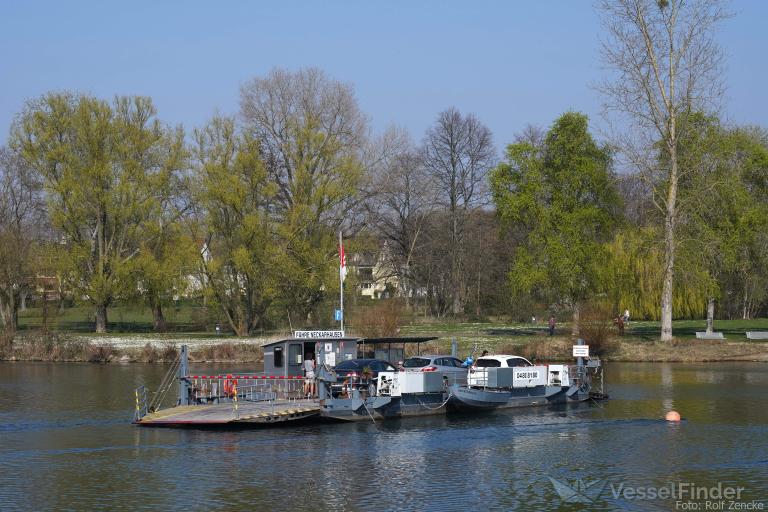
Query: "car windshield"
476 359 501 368
403 358 431 368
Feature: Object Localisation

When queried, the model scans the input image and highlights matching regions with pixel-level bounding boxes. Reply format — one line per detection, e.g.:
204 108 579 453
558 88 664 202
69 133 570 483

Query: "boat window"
289 344 302 366
507 358 531 367
274 347 283 368
476 359 501 368
403 358 431 368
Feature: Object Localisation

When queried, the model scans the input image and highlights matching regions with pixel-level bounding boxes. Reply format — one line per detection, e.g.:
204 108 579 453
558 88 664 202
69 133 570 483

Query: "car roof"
477 355 528 361
338 358 393 365
404 355 456 360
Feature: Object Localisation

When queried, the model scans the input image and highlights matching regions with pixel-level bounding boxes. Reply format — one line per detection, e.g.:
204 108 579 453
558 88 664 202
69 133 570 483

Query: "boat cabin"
262 333 439 376
263 334 360 377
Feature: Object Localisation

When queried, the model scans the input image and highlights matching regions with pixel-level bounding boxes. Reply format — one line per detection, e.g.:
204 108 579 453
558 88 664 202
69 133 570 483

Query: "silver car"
401 355 467 383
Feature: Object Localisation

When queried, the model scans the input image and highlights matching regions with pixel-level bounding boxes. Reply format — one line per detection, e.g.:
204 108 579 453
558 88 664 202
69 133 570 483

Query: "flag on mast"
339 235 347 282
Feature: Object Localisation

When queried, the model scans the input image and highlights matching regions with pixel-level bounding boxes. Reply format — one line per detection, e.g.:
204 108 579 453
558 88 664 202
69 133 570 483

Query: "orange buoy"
665 410 681 422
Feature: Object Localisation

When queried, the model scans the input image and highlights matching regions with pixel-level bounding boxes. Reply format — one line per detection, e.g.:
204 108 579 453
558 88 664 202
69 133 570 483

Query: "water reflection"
0 362 766 510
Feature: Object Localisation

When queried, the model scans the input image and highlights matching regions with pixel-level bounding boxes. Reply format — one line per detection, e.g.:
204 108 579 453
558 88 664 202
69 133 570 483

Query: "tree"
597 0 729 340
0 147 44 332
677 116 768 329
192 115 276 336
367 133 435 306
239 68 369 322
490 112 621 329
422 108 495 315
12 93 182 333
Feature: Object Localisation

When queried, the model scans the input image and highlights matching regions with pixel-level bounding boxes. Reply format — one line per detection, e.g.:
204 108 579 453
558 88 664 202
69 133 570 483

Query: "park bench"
695 331 725 340
746 331 768 340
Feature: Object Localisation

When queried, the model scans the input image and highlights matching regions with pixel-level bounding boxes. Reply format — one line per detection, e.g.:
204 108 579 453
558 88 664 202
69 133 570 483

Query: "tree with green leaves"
490 112 621 329
598 0 729 340
239 68 368 323
192 115 277 336
12 93 184 333
676 116 768 329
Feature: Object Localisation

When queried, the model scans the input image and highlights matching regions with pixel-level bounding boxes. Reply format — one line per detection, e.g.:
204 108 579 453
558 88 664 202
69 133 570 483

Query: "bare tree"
0 147 44 332
422 108 495 315
367 130 436 306
597 0 728 340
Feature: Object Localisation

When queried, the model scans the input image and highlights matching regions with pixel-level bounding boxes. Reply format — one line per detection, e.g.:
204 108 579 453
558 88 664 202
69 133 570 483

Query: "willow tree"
491 112 621 330
12 93 182 333
192 116 277 336
597 0 729 340
239 68 367 323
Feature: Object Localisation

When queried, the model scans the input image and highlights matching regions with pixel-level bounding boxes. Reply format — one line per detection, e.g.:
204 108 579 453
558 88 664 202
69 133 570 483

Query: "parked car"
469 354 533 387
332 359 397 397
401 355 466 375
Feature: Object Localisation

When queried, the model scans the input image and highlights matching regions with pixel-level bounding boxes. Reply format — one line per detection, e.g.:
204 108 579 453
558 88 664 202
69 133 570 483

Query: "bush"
576 302 615 356
160 342 178 361
0 332 13 359
142 342 159 363
87 343 114 363
350 300 403 337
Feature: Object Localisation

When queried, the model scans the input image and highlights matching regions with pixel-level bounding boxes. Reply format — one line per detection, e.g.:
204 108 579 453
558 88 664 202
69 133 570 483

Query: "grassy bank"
0 332 265 364
2 316 767 364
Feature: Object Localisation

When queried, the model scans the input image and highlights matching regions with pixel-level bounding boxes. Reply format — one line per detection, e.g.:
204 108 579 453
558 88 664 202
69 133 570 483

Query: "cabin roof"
262 337 362 348
357 337 438 345
262 336 437 348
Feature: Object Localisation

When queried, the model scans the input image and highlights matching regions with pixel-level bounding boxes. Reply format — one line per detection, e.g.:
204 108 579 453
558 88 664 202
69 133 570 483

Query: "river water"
0 362 766 511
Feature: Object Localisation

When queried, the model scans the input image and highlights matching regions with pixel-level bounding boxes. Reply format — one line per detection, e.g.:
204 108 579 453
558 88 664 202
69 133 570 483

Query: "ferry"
132 332 604 427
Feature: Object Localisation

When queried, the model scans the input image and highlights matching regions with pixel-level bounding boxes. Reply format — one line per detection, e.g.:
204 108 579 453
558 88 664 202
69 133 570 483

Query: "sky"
1 1 766 152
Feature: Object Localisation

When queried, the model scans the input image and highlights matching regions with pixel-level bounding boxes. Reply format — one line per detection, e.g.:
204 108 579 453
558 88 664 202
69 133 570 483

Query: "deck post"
178 345 190 406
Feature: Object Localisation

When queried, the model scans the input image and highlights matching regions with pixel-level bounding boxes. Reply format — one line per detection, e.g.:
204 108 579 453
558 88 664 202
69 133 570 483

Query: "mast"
339 231 344 333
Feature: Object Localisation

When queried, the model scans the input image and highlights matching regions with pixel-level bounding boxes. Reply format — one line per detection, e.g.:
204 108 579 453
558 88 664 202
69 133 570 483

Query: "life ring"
223 374 237 397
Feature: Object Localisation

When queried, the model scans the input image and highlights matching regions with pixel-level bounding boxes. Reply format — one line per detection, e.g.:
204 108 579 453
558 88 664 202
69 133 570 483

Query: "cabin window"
274 347 283 368
289 344 302 366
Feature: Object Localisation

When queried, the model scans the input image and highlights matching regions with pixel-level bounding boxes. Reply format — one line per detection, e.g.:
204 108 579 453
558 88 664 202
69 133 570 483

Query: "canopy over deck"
356 336 439 363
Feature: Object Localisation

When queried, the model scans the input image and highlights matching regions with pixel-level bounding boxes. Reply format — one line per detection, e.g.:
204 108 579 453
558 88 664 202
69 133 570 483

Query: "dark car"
332 359 397 397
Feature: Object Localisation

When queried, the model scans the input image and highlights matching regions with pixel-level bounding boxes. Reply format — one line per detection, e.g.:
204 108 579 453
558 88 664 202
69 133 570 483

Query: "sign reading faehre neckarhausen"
294 330 345 339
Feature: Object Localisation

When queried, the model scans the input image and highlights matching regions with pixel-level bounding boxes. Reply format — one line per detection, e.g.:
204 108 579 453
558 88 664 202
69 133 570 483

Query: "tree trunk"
95 304 108 333
571 303 580 336
660 144 678 342
152 300 167 333
0 298 17 333
19 290 27 312
742 286 749 320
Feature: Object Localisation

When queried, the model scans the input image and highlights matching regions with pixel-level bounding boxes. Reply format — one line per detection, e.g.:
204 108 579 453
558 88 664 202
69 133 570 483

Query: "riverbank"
1 329 766 363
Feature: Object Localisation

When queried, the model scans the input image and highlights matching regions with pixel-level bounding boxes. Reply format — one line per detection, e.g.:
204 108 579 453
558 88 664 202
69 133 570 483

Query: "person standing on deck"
548 316 556 336
303 353 316 398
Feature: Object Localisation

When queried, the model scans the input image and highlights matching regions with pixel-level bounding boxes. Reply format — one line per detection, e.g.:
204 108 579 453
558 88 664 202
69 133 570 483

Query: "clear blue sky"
1 1 765 151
